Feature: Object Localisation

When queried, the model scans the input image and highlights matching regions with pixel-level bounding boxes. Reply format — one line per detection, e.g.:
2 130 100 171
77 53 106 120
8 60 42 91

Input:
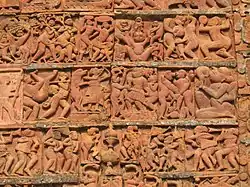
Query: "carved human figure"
163 18 176 60
215 128 239 171
81 128 100 162
158 70 194 119
111 67 128 119
0 74 20 123
79 68 110 112
90 16 114 62
199 16 233 60
195 66 237 118
120 126 141 161
115 18 162 61
12 129 40 176
71 69 88 111
44 129 64 174
0 132 14 176
0 32 14 63
23 70 58 120
62 131 79 173
41 72 70 119
175 16 199 59
185 126 218 171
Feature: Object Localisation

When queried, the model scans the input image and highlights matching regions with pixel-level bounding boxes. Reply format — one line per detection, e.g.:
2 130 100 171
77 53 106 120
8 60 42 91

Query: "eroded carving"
0 69 22 125
141 127 185 172
23 70 70 121
0 15 114 65
185 126 239 172
195 66 237 119
114 17 164 62
0 129 42 177
111 67 158 121
71 67 110 123
21 0 113 12
43 128 79 174
158 69 195 119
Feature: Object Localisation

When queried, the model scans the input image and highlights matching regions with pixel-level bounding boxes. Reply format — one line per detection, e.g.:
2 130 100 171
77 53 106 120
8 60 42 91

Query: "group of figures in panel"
0 14 114 64
114 15 234 62
0 14 235 65
0 125 240 178
0 128 79 177
0 0 231 12
0 66 236 124
111 66 236 121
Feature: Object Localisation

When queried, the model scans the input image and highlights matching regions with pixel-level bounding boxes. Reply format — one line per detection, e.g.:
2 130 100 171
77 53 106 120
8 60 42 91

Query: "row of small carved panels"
0 0 237 13
1 66 237 124
0 126 244 179
0 14 239 65
0 176 245 187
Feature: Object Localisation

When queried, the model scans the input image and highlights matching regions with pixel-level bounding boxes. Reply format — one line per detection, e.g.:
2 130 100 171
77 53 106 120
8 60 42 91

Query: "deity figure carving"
111 67 158 121
195 66 237 119
114 17 164 62
0 129 42 177
140 127 185 172
185 126 239 172
43 128 79 174
0 70 22 125
158 69 195 119
23 70 70 121
71 67 110 123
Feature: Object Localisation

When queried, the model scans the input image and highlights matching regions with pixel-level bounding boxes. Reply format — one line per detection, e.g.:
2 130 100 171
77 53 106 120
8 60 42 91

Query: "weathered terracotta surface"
0 0 249 186
114 16 234 63
0 15 114 65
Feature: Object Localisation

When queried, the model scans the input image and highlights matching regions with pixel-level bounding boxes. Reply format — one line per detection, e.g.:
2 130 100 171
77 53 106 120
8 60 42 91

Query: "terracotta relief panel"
43 128 79 175
0 0 245 185
71 67 110 123
0 0 113 13
0 128 42 177
23 69 71 122
0 69 22 125
158 69 195 120
0 14 114 65
114 0 231 10
111 66 158 121
114 15 235 65
194 66 237 119
185 126 239 172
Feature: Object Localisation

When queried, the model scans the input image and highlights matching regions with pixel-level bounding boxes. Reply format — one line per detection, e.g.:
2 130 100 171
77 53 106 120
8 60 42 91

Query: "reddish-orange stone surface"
0 0 249 187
